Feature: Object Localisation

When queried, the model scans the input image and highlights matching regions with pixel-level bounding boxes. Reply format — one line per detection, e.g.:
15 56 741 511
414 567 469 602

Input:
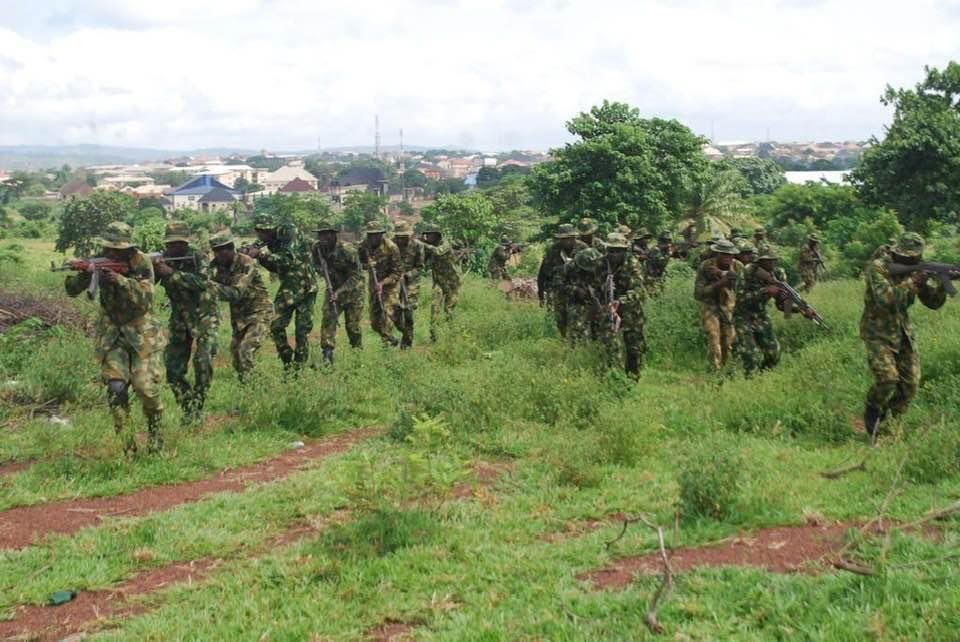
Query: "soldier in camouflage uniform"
421 225 462 342
643 232 672 296
798 234 825 292
861 233 946 437
393 221 427 349
729 227 747 245
537 224 587 337
153 221 219 426
209 231 273 381
562 247 605 343
673 223 699 261
694 239 743 371
753 227 773 256
735 239 756 266
578 218 606 252
360 220 403 346
243 213 318 371
614 224 633 238
487 234 517 280
632 227 653 263
65 222 165 454
733 249 814 376
311 220 363 364
599 233 647 375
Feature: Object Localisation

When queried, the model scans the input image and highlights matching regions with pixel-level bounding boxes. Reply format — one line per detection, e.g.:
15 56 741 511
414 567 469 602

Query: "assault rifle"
368 263 384 312
399 276 413 329
604 269 622 333
314 248 338 318
52 253 196 299
755 267 829 329
888 262 960 296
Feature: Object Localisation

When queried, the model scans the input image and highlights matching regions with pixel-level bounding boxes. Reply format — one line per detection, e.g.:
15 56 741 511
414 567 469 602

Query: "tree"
56 191 136 256
149 170 191 188
233 177 263 194
716 157 786 196
431 177 468 196
339 191 387 233
681 166 748 236
17 201 52 221
529 100 707 232
401 169 428 189
256 193 333 233
476 166 500 188
851 62 960 230
420 192 497 247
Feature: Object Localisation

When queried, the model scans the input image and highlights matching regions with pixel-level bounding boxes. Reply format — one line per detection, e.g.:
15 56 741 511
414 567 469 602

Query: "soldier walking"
562 247 605 343
311 220 364 364
421 225 462 342
393 221 427 349
694 239 743 371
537 223 587 337
798 234 825 292
360 220 403 346
599 233 647 375
643 232 672 296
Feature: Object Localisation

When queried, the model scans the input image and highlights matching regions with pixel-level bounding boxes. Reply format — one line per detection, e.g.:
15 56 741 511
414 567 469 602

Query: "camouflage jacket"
157 249 220 329
561 261 603 311
488 244 512 273
798 246 823 270
311 241 363 298
603 254 646 307
860 247 946 347
210 252 273 322
644 247 670 279
397 239 427 285
65 250 160 346
694 257 743 312
733 263 788 323
360 238 403 293
424 242 462 292
257 226 318 302
537 240 588 294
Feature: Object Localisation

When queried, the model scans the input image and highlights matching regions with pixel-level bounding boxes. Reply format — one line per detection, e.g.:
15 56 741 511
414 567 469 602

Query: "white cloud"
0 0 958 150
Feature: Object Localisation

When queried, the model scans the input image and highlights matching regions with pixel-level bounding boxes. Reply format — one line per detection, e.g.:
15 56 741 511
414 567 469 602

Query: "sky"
0 0 958 152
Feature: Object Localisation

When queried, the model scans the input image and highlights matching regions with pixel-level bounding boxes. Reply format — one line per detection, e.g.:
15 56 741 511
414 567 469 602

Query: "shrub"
677 438 743 520
904 424 960 485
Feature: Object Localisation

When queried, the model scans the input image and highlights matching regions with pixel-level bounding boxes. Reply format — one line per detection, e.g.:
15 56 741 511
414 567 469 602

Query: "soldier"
393 221 427 349
735 239 757 266
487 235 515 280
243 213 318 372
644 232 673 296
578 217 605 252
209 230 272 382
861 233 946 437
64 222 164 454
632 228 653 262
360 220 403 346
673 223 699 260
421 225 463 342
734 250 814 376
614 224 633 238
153 221 219 426
537 223 587 337
729 227 747 245
562 247 604 343
311 220 363 364
798 234 825 292
599 233 646 375
753 226 772 255
694 239 743 371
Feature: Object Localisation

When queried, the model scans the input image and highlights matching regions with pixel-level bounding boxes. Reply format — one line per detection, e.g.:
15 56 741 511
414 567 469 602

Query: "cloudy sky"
1 0 958 151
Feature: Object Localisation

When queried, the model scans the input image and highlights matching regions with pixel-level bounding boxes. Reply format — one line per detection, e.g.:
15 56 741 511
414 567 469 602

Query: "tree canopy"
716 157 786 196
56 191 136 256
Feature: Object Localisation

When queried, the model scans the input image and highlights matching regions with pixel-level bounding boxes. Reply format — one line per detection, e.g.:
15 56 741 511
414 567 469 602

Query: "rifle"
52 253 196 299
368 263 384 312
399 276 413 329
604 269 622 333
239 240 265 256
888 262 960 296
315 248 339 318
755 267 829 329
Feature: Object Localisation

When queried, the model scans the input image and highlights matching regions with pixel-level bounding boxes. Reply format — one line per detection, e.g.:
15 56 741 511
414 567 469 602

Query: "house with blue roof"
166 175 239 213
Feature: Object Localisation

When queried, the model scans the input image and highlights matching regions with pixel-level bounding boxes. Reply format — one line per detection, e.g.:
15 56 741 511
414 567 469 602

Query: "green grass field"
2 239 960 640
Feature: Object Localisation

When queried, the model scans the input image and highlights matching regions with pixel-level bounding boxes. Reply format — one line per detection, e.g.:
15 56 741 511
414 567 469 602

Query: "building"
261 161 319 194
59 180 93 200
166 175 238 212
186 164 266 189
278 178 317 194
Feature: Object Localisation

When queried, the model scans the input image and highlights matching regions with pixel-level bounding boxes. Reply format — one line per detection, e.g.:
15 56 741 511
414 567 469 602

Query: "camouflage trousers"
396 280 421 347
566 302 601 344
700 304 736 370
271 292 316 366
320 291 362 350
865 334 919 417
231 314 269 380
96 318 165 419
800 267 818 292
645 278 666 298
734 315 780 376
596 302 646 371
165 314 219 414
553 291 570 338
369 285 401 346
430 282 459 342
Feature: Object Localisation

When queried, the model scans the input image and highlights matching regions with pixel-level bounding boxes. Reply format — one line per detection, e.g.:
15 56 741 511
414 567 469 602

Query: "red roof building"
278 177 317 193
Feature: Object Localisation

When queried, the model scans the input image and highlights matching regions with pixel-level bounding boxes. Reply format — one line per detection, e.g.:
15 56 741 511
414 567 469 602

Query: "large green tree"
851 62 960 229
338 191 387 233
56 191 136 256
419 192 497 247
529 100 707 231
716 157 786 196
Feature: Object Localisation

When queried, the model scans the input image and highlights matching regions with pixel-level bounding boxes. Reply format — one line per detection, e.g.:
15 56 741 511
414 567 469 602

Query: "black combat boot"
864 403 882 441
625 352 640 377
147 413 164 454
322 346 334 366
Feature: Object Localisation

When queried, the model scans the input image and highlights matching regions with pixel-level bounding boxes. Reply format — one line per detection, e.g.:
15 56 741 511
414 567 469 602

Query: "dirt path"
0 427 379 549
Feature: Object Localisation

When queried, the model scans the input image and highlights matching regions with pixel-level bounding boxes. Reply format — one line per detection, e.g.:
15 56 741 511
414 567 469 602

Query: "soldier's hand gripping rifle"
315 249 339 318
888 262 960 296
755 267 829 329
368 263 384 312
605 269 622 333
238 239 265 257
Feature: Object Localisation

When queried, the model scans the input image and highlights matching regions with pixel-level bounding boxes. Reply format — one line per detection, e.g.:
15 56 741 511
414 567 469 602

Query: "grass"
1 239 960 639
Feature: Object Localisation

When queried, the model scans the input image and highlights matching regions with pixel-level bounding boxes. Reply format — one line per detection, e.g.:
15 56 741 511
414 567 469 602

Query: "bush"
904 424 960 485
18 201 52 221
678 438 743 520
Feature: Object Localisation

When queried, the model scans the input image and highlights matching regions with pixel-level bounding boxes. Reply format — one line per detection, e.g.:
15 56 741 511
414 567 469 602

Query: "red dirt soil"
582 522 854 590
449 460 512 500
366 620 416 641
0 460 31 477
0 427 379 549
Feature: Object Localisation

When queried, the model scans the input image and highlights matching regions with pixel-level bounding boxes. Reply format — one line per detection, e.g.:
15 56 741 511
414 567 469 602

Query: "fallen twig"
906 500 960 529
606 513 674 635
820 459 867 480
832 558 875 576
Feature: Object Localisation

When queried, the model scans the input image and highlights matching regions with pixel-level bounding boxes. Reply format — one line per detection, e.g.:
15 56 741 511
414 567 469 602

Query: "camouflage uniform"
422 227 462 342
643 233 672 296
209 231 272 380
253 215 318 369
64 222 165 453
156 222 219 424
488 237 513 280
562 248 605 343
311 222 364 360
360 220 404 346
861 235 946 433
632 227 653 264
798 236 824 292
537 224 587 338
753 228 773 256
578 218 606 253
694 240 743 370
733 260 788 375
393 221 427 348
598 233 646 374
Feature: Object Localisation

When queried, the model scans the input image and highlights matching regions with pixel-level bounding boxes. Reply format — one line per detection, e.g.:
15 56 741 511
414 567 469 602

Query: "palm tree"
680 167 751 238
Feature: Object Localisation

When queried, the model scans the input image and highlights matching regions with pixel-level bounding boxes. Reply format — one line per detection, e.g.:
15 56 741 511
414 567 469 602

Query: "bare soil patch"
448 460 513 500
366 620 416 641
0 427 379 549
0 290 87 333
581 522 854 590
0 460 32 477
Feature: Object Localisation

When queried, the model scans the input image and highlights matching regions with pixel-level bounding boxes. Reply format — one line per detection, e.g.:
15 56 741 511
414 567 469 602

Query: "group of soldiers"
63 216 463 453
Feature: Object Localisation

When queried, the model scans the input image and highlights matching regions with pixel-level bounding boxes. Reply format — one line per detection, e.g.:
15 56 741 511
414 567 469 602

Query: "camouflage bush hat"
365 220 385 234
729 227 744 238
578 218 598 235
100 221 135 250
657 231 672 243
209 230 235 249
499 233 511 244
605 232 630 249
314 219 339 233
808 233 821 242
163 220 191 244
735 240 756 254
421 224 441 235
753 226 767 236
555 223 578 239
894 232 924 258
575 247 601 271
253 213 276 230
710 239 739 255
757 250 779 261
393 221 413 237
615 224 633 237
634 227 652 239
